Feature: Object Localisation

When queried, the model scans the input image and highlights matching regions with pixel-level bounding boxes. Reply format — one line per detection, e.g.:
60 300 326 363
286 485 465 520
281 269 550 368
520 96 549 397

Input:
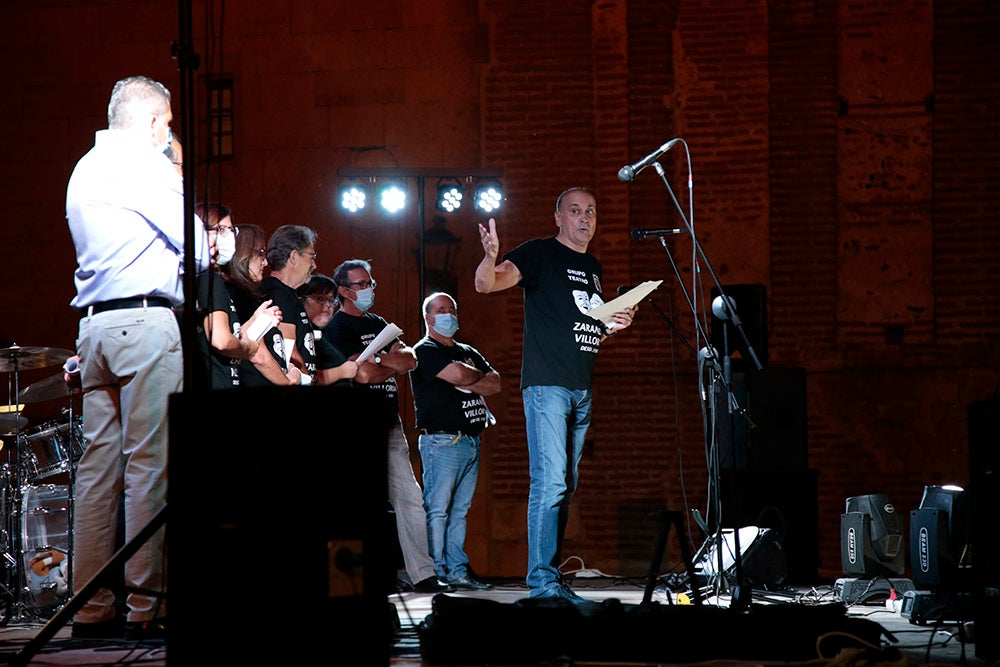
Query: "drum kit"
1 344 84 625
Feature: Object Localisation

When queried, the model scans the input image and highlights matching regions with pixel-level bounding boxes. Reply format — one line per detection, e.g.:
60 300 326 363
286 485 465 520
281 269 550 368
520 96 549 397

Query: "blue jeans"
523 385 592 594
419 432 481 581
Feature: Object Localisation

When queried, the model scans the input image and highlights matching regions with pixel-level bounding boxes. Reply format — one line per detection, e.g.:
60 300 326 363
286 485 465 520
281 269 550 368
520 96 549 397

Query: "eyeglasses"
300 250 317 261
344 280 376 290
212 224 239 237
307 295 337 306
256 248 267 257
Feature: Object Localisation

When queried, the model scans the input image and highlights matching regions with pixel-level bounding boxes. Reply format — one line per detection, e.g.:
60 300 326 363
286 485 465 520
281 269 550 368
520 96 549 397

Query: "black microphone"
618 138 681 182
617 285 632 296
630 227 684 240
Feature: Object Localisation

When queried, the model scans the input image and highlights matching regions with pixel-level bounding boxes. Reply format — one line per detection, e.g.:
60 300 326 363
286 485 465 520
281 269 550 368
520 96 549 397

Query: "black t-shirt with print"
503 236 605 390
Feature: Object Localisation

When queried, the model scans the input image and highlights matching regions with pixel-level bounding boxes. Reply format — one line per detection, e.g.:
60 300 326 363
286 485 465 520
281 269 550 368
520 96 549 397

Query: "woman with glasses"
297 274 358 387
196 202 298 388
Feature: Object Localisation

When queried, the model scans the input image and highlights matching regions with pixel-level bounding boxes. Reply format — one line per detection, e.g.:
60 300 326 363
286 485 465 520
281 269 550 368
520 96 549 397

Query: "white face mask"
156 128 173 157
431 313 459 337
215 229 236 265
353 287 375 312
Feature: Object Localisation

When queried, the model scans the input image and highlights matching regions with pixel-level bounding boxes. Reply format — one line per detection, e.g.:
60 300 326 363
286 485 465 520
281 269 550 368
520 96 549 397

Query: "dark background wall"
1 0 997 584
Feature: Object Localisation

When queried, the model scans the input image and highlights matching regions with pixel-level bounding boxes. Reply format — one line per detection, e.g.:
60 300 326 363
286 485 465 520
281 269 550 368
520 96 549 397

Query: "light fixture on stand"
436 178 464 213
377 179 407 214
473 178 504 214
339 179 368 213
422 216 462 297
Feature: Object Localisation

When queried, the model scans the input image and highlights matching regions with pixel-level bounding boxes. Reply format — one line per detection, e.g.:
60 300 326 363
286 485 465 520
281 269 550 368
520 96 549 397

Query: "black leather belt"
85 296 174 316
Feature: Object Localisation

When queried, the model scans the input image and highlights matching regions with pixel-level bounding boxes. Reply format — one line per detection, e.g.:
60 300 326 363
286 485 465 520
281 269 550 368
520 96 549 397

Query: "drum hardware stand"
11 504 167 667
1 349 30 626
0 345 77 627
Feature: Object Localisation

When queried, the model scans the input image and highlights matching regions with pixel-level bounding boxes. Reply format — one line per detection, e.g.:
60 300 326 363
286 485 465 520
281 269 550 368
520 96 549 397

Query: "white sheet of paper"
586 280 663 325
356 323 404 363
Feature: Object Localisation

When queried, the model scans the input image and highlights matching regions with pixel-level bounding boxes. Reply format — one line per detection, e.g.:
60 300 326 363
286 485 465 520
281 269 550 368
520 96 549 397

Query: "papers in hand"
356 323 404 363
587 280 662 329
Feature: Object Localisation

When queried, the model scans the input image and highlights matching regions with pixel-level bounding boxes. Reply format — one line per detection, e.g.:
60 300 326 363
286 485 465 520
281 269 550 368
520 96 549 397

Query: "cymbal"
0 345 74 372
0 412 27 433
18 372 76 404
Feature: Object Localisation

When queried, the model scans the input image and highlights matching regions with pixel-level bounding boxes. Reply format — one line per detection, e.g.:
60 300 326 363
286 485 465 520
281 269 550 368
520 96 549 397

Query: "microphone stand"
643 157 764 612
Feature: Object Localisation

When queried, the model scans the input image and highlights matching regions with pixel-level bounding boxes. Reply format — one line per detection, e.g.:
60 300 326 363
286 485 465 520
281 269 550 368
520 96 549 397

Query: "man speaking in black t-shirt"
474 186 637 603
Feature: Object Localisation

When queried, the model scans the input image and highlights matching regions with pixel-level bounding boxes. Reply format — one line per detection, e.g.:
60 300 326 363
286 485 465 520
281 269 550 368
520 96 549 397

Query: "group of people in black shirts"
64 75 638 643
191 210 498 594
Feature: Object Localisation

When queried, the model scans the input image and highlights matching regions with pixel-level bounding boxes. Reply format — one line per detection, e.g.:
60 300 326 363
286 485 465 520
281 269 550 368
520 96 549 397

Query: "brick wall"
0 0 997 586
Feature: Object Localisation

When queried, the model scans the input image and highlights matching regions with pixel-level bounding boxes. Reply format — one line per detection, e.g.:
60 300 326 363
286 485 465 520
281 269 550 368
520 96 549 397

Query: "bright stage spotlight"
473 178 503 214
339 182 367 213
436 178 464 213
378 180 407 214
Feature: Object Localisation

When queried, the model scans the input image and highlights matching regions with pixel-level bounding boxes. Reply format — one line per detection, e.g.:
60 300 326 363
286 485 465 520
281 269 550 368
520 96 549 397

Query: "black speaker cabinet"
168 385 391 665
711 283 767 370
968 399 1000 660
720 468 819 584
716 370 750 470
747 366 808 469
716 366 808 471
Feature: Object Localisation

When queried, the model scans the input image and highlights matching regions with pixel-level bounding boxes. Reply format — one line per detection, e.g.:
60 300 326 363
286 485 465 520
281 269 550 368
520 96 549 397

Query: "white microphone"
63 357 80 375
630 227 684 240
711 295 737 321
618 138 681 182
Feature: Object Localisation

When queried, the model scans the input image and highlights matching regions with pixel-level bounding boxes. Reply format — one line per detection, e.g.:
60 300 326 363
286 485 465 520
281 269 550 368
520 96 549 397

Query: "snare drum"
20 416 86 482
21 483 71 609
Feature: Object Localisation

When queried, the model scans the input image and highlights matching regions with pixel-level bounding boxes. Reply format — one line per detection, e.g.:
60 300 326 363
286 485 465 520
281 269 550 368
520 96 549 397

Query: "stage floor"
0 576 989 666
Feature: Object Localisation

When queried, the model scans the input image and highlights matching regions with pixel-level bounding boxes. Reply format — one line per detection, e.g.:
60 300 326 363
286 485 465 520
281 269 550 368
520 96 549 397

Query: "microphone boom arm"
651 162 763 372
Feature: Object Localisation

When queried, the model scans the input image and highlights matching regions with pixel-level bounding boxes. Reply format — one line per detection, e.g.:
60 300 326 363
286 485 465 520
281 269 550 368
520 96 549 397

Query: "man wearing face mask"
193 202 284 389
65 75 211 639
326 259 452 594
409 292 500 590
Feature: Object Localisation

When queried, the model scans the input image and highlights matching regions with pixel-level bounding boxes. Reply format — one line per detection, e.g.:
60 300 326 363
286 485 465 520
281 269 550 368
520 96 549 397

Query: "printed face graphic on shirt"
573 289 605 316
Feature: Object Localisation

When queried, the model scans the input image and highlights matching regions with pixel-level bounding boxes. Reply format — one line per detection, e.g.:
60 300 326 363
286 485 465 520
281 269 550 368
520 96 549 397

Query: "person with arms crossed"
474 186 636 603
325 259 451 594
410 292 500 590
66 74 210 639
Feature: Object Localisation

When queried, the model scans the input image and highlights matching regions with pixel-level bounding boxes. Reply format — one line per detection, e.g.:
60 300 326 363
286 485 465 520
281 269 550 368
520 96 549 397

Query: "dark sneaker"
124 618 167 641
448 576 494 590
71 616 125 639
530 583 587 604
413 576 454 593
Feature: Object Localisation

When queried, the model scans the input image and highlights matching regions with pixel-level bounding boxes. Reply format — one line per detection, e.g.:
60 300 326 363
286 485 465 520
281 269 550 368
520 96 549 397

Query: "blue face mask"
431 313 459 337
352 287 375 312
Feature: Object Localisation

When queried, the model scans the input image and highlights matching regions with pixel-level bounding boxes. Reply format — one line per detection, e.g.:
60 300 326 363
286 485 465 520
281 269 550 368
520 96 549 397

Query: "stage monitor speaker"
711 283 767 370
694 526 787 587
168 385 391 665
720 468 819 584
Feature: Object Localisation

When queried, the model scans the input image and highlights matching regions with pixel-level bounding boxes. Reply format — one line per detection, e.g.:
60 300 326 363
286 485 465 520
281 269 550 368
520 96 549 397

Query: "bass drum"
21 483 70 610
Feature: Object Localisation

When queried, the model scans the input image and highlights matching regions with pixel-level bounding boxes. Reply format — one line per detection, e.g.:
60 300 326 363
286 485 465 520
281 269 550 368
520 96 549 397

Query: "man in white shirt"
66 74 209 640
